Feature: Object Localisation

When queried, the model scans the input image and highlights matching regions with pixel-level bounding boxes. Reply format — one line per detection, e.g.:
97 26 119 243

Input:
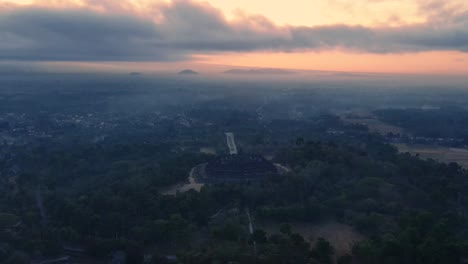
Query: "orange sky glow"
2 0 468 74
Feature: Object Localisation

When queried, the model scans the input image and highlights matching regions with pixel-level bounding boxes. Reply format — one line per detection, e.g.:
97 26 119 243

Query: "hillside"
178 69 199 75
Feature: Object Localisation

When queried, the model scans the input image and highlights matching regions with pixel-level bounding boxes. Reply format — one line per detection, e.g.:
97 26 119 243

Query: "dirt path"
35 187 47 226
161 165 205 195
8 175 19 194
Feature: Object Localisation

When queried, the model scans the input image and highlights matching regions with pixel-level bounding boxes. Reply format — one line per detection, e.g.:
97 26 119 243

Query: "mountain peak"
178 69 199 75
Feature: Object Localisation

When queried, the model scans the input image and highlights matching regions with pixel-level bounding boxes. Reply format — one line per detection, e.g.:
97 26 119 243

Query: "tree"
280 223 292 236
0 213 18 229
337 254 352 264
251 229 267 244
6 251 29 264
311 238 334 264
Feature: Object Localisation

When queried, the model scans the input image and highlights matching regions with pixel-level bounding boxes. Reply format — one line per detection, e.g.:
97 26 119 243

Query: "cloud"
0 0 467 61
0 8 181 61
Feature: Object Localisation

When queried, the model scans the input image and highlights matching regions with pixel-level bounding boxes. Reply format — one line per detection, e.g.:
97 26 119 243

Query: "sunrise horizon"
1 0 468 74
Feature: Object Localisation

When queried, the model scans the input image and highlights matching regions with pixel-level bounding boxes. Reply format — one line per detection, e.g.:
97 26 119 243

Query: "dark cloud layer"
0 1 467 61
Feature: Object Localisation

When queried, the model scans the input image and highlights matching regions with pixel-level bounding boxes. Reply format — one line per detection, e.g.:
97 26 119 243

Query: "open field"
394 144 468 169
200 147 217 155
337 109 406 135
261 221 364 258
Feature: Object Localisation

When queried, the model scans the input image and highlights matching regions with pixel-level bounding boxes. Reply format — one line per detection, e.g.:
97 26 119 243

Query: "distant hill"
224 68 294 75
0 64 38 74
178 69 199 75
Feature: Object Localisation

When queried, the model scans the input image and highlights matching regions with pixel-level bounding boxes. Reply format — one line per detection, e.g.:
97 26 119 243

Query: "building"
204 154 277 182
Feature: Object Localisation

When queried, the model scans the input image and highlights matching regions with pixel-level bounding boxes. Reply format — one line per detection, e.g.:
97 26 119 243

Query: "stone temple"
204 154 278 182
201 133 278 183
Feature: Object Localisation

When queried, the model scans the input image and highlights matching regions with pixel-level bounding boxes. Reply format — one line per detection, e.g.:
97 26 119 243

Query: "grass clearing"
394 143 468 169
337 109 406 135
261 221 364 257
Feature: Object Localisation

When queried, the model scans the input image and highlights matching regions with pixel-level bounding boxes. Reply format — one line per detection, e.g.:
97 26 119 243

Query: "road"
35 187 47 226
225 132 238 155
246 208 257 256
161 164 205 195
274 163 291 174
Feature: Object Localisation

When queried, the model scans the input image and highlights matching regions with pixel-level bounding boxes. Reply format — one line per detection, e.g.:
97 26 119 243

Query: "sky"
1 0 468 74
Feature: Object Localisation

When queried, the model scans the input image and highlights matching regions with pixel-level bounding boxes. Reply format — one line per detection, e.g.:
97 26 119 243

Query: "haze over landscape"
1 1 468 264
1 0 468 74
